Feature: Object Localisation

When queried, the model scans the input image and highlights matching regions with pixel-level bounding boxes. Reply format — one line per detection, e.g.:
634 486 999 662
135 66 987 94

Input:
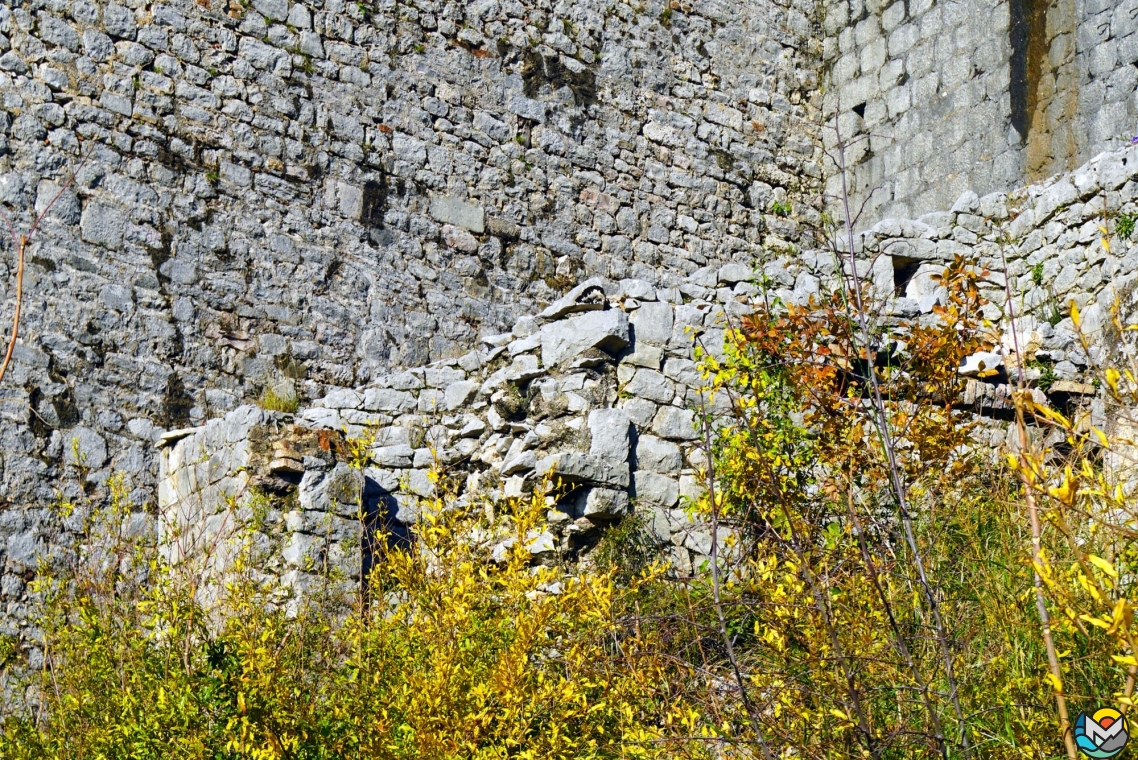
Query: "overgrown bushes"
0 476 708 759
4 257 1138 759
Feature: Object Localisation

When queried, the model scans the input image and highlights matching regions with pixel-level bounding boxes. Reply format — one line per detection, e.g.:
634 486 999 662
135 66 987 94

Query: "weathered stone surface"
625 369 674 404
64 427 109 468
581 488 632 519
429 196 485 233
632 471 679 507
363 389 417 413
541 310 630 367
651 407 698 441
445 381 479 411
629 301 675 346
588 409 630 462
298 464 363 518
538 453 630 490
634 435 682 474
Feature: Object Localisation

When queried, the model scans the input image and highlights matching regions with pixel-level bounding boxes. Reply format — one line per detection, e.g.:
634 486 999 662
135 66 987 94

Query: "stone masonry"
0 0 823 622
158 141 1138 602
824 0 1138 224
4 0 1138 652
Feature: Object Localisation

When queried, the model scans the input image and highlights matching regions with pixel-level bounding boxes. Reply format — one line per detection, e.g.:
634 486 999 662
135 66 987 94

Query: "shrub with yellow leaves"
0 470 713 759
1003 296 1138 759
672 258 1074 759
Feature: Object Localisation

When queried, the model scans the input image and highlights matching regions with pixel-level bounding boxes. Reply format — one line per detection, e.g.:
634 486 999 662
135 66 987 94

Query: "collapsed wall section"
160 142 1138 592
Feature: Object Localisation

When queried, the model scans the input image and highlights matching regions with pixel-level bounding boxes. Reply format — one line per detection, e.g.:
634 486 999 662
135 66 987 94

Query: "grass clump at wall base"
258 384 300 413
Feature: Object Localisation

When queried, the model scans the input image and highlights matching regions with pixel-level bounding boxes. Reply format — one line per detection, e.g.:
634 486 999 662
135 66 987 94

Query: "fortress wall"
156 143 1138 613
824 0 1138 225
0 0 820 518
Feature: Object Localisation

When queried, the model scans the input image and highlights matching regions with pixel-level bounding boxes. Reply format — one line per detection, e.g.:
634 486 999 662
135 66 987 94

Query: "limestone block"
298 463 363 518
104 4 137 38
537 452 630 489
372 445 413 468
541 309 629 367
588 408 630 462
430 195 485 233
621 397 658 427
363 388 417 413
64 426 108 468
629 301 674 345
445 381 479 410
252 0 289 21
625 369 674 404
632 471 679 507
322 388 363 409
79 203 125 248
652 407 698 441
634 435 682 474
581 488 631 519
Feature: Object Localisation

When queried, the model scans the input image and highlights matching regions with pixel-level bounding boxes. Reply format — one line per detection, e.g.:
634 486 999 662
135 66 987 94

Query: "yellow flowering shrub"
0 477 706 760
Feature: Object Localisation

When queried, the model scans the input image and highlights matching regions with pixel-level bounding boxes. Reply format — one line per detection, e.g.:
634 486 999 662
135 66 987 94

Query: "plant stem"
845 483 948 759
997 243 1079 759
0 154 86 386
830 114 972 755
0 235 25 385
699 406 776 760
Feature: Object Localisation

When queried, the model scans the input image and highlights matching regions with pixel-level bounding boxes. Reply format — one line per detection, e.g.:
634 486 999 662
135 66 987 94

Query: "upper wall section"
824 0 1138 225
0 0 820 508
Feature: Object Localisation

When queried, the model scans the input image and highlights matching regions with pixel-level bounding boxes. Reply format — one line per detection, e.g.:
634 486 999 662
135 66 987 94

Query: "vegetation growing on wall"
8 251 1138 758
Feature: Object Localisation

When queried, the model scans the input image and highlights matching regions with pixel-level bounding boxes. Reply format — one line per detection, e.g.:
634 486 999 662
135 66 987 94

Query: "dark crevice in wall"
362 175 387 228
1008 0 1047 141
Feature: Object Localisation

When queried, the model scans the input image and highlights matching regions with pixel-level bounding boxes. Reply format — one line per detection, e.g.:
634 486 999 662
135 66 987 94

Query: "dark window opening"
892 256 922 296
852 102 867 119
362 176 387 228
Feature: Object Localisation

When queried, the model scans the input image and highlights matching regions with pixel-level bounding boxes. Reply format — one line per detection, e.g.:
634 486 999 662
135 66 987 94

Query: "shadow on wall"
1009 0 1079 181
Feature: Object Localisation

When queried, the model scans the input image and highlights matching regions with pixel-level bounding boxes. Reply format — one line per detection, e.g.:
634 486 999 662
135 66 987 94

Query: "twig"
829 113 972 756
996 242 1079 760
0 152 88 386
698 402 777 760
845 482 949 758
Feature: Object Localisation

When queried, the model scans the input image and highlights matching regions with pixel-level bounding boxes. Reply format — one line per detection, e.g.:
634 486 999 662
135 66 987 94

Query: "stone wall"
0 0 823 588
157 138 1138 595
856 141 1138 399
7 0 1138 656
824 0 1138 224
159 270 759 596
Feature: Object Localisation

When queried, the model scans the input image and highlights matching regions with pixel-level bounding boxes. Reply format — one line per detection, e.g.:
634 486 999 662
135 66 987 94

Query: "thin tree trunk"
829 115 972 755
699 410 777 760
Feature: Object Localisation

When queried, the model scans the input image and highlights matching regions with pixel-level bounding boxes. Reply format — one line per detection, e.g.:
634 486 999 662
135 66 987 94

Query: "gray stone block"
588 408 630 462
652 407 698 441
634 435 682 474
429 195 484 233
541 309 629 367
632 471 679 507
625 369 674 404
79 203 125 249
